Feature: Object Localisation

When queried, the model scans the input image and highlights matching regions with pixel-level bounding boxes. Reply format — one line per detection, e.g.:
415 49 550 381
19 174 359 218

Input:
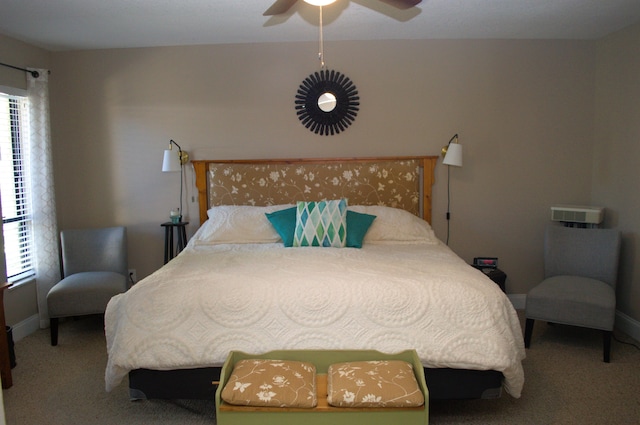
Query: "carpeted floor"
2 312 640 424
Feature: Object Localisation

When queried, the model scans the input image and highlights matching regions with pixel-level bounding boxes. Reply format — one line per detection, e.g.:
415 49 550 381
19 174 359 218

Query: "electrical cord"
445 164 451 245
613 331 640 351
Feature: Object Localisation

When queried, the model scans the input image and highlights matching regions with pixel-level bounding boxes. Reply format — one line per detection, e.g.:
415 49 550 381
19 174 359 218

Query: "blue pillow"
346 210 376 248
266 207 375 248
265 207 297 247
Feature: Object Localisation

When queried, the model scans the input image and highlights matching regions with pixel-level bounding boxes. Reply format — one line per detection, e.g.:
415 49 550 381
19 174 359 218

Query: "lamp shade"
443 143 463 167
162 149 181 172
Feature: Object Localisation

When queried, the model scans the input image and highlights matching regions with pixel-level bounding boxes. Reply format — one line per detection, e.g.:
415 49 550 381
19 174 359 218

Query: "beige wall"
2 30 639 329
594 22 640 322
49 40 596 295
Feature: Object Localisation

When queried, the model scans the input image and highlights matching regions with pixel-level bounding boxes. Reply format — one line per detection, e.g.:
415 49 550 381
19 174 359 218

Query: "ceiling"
1 0 640 52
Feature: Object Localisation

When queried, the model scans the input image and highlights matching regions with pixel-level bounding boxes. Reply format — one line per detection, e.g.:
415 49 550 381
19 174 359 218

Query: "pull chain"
318 5 326 69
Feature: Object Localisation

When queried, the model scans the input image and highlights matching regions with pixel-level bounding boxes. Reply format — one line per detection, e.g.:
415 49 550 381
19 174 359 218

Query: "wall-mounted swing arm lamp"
441 133 463 167
162 139 189 172
162 139 189 221
441 134 463 245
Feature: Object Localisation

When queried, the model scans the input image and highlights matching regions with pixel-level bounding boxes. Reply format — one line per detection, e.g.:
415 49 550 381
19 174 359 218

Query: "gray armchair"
524 225 621 362
46 226 128 346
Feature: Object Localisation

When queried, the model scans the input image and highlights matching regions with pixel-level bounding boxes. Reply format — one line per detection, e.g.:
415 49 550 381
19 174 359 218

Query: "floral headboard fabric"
193 156 437 226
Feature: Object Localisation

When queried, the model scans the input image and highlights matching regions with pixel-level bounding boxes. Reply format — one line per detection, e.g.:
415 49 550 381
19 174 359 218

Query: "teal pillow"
266 207 376 248
265 207 297 247
294 199 347 247
345 210 376 248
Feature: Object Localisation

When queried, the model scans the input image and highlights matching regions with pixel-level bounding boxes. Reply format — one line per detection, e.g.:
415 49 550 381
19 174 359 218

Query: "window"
0 90 34 282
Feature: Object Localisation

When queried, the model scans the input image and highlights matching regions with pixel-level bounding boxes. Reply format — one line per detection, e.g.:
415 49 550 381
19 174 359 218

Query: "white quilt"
105 241 526 397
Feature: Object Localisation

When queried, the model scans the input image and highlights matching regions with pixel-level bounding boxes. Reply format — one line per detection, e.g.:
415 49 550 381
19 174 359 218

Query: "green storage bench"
215 349 429 425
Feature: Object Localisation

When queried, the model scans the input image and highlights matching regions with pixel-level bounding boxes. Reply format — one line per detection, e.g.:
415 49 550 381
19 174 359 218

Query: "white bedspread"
105 242 525 397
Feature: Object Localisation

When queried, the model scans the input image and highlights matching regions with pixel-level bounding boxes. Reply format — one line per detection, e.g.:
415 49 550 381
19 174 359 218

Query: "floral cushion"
220 359 317 408
327 360 424 408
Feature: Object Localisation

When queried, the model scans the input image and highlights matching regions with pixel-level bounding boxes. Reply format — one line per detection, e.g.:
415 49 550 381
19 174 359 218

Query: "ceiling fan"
264 0 422 16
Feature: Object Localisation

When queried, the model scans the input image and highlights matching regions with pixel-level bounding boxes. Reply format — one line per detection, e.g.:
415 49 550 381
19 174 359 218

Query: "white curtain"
27 69 60 328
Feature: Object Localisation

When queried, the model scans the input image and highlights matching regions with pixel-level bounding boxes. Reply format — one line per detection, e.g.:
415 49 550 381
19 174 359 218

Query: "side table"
0 282 12 389
472 266 507 292
161 222 189 264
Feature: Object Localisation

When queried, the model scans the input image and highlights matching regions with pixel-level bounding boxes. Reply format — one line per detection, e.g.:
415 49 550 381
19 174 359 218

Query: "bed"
104 156 525 401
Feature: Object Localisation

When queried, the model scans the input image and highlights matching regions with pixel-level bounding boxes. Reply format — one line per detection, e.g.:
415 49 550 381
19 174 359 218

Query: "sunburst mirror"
295 69 359 136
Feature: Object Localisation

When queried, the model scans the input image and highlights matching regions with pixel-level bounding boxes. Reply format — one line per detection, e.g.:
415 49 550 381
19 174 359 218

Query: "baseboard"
508 293 526 310
9 314 40 342
615 310 640 342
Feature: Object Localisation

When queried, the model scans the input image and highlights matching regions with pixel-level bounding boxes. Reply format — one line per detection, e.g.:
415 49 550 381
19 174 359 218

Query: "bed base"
128 367 502 401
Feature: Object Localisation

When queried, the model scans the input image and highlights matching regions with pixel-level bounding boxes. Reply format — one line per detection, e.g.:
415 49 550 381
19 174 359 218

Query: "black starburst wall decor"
295 69 360 136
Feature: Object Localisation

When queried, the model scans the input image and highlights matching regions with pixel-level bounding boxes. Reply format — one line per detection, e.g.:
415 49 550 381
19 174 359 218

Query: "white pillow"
191 205 294 245
348 205 438 244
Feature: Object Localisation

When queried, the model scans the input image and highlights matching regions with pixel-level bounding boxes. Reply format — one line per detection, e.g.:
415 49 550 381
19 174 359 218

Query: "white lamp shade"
443 143 463 167
162 149 181 172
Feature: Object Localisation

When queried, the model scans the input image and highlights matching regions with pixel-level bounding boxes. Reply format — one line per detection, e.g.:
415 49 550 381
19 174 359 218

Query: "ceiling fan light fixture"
303 0 337 6
265 0 421 16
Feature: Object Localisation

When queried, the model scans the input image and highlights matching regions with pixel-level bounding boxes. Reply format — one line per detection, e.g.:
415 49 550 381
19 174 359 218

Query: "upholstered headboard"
192 156 438 226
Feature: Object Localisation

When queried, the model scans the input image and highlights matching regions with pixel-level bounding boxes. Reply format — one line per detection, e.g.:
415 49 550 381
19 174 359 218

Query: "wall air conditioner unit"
550 205 604 224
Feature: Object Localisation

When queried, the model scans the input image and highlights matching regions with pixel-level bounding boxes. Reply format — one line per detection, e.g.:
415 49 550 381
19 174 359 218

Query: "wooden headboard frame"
192 156 438 226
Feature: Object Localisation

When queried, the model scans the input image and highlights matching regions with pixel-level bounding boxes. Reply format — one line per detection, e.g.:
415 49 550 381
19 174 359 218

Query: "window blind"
0 92 34 282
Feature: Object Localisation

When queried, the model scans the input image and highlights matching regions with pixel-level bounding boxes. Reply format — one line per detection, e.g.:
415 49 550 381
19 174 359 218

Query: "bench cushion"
327 360 424 408
221 359 317 408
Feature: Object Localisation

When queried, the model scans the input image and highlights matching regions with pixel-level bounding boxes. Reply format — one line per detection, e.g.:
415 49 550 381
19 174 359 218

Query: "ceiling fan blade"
264 0 300 16
379 0 422 9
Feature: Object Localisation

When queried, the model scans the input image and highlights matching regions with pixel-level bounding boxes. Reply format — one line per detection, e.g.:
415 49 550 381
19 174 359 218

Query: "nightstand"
161 221 189 264
472 266 507 292
0 282 12 388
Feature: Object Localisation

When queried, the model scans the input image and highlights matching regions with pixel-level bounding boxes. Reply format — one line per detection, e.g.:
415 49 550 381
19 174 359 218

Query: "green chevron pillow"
293 199 347 247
